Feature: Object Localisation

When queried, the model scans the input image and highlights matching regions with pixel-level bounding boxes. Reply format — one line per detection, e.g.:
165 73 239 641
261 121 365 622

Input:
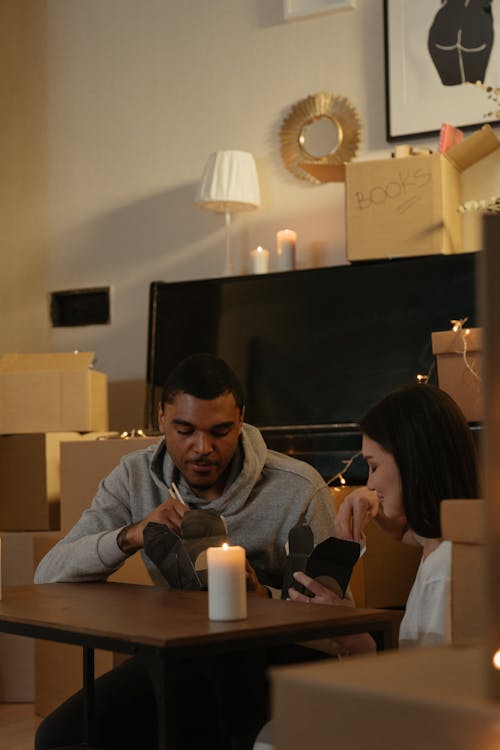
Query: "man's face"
158 392 244 498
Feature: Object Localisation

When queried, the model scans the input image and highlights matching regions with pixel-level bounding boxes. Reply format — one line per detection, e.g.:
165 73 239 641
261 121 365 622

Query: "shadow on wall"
1 0 50 353
56 181 235 283
50 181 259 428
108 379 149 432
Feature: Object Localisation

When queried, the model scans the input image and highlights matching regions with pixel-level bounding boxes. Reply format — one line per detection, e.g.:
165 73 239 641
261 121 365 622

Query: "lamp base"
224 210 233 276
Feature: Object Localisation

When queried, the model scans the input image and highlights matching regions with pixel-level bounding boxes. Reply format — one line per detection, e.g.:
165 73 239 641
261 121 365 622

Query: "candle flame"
222 542 229 550
493 649 500 669
257 246 263 253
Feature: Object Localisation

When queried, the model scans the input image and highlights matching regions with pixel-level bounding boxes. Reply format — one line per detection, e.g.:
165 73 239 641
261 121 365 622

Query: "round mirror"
299 116 341 159
280 92 362 184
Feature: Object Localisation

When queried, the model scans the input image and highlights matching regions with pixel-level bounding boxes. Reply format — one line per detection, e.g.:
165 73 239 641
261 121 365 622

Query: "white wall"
44 0 388 382
2 0 499 428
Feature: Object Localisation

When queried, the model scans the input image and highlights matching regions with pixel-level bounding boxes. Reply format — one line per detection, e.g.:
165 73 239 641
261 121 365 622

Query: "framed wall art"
384 0 500 141
283 0 356 21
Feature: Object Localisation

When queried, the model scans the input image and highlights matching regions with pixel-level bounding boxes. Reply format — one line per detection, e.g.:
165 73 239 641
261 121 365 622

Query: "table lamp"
195 150 260 275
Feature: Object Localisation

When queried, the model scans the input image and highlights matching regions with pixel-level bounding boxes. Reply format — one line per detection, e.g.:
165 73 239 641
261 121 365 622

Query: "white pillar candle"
250 246 270 274
207 543 247 621
276 229 297 271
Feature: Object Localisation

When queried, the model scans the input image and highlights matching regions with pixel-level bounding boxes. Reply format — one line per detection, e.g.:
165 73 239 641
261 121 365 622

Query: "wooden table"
0 583 399 749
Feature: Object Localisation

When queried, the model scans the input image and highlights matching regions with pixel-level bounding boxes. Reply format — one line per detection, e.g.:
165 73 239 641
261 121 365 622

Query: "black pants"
34 646 328 750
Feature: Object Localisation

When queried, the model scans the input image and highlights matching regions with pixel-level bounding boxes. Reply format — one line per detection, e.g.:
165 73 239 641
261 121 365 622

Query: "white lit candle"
276 229 297 271
207 543 247 621
250 246 270 274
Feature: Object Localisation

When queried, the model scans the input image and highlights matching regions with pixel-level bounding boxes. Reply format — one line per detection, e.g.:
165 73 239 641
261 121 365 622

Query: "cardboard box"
331 487 420 609
432 327 482 422
441 499 486 646
0 531 56 701
60 436 160 532
33 533 152 717
0 352 109 434
34 436 157 715
0 433 79 531
272 645 498 750
0 432 116 531
346 125 499 261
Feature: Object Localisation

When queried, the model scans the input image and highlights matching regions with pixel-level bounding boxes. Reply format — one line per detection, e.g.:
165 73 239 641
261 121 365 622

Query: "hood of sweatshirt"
148 423 268 516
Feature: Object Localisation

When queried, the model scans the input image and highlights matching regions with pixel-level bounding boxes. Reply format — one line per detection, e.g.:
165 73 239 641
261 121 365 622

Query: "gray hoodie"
34 424 336 590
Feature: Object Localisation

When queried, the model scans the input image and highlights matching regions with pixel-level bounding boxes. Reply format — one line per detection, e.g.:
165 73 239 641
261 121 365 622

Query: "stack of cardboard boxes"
0 352 112 705
0 351 162 712
34 433 159 717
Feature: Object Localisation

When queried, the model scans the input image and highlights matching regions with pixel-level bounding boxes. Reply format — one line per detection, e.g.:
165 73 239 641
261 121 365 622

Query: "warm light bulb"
492 649 500 669
222 542 229 550
340 476 346 485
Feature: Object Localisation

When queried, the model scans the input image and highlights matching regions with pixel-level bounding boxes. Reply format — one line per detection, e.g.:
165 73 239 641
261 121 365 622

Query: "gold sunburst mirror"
279 92 362 184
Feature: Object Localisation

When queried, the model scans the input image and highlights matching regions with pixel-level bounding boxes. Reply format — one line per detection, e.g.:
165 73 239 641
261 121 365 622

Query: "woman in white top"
254 384 480 749
289 383 480 650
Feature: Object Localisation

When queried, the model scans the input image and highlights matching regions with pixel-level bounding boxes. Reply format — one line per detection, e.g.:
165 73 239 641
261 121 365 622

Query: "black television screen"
146 252 478 430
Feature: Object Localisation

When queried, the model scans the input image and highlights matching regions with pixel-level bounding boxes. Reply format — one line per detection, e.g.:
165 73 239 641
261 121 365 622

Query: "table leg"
82 645 98 747
140 650 177 750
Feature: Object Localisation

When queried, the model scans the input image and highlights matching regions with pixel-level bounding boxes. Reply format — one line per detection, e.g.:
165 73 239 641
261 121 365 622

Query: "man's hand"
245 559 270 598
120 496 189 552
335 487 379 543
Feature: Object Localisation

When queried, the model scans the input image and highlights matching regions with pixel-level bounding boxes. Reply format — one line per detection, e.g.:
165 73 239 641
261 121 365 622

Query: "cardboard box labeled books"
432 327 482 422
345 125 499 261
0 352 108 434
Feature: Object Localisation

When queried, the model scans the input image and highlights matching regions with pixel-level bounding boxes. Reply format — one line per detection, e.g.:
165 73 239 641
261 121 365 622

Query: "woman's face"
362 435 404 519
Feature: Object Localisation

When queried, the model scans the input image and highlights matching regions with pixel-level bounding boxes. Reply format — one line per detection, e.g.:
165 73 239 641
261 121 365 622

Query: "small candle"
250 246 270 275
207 543 247 621
276 229 297 271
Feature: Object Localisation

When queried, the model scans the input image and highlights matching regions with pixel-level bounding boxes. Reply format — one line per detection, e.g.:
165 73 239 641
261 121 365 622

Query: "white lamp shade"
196 150 260 213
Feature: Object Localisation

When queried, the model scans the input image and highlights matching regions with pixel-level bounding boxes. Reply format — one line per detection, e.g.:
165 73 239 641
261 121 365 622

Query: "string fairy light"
450 317 481 384
416 317 481 386
493 649 500 670
119 429 147 439
325 451 363 493
458 196 500 215
469 79 500 120
416 361 435 385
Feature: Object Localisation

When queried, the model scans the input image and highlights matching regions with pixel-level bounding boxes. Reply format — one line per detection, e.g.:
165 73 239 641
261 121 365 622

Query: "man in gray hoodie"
34 353 336 750
35 353 336 593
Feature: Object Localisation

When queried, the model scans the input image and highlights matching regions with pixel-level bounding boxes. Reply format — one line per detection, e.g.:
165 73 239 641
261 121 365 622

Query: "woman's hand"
288 571 353 607
289 571 377 655
335 487 379 543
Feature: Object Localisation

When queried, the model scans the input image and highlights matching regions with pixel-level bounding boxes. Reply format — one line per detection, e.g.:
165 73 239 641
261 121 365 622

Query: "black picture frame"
384 0 500 142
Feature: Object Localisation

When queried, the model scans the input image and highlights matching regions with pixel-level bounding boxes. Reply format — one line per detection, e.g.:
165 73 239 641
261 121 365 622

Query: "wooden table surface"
0 582 399 654
0 583 400 748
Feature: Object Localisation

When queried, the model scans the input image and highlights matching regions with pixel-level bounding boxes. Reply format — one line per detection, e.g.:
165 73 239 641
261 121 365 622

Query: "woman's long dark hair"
360 384 480 538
